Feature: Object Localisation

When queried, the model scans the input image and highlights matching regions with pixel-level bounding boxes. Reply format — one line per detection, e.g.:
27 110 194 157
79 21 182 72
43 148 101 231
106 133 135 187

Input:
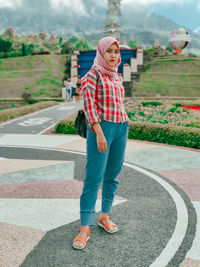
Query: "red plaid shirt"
81 69 128 128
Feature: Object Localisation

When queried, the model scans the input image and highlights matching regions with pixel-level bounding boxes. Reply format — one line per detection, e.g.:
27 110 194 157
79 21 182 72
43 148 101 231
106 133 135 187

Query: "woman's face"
103 43 120 66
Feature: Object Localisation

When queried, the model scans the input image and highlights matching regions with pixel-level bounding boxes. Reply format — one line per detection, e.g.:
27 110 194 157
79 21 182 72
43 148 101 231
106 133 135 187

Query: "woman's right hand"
93 122 107 153
96 132 107 153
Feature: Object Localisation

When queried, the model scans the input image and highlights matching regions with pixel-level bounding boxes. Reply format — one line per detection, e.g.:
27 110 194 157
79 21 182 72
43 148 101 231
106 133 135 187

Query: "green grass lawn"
0 54 67 98
134 58 200 97
1 53 200 98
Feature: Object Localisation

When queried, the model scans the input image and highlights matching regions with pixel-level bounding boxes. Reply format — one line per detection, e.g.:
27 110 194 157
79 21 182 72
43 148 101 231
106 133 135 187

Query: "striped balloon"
168 28 191 54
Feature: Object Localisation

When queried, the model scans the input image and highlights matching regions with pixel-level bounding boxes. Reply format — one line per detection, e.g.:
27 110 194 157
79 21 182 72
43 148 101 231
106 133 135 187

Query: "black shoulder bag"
75 70 99 138
75 110 87 138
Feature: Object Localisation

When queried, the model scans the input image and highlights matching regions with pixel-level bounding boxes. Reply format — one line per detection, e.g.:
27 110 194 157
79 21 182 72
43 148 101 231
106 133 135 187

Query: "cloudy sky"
0 0 199 33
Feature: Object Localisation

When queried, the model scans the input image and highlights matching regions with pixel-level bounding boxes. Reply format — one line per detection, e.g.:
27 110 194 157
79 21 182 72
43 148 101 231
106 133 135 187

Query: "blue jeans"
66 89 71 100
80 119 129 225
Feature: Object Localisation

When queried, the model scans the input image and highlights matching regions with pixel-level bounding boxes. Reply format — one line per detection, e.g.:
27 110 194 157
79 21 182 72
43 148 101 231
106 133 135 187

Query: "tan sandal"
72 228 90 250
98 216 118 233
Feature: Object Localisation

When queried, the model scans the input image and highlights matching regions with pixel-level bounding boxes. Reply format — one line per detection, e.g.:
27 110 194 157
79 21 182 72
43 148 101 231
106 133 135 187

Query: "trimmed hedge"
141 101 163 107
54 118 200 150
128 122 200 149
54 120 78 135
54 111 79 134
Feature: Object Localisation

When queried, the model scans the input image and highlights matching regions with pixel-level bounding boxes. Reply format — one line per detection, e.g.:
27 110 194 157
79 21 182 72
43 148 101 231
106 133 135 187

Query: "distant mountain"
1 0 200 50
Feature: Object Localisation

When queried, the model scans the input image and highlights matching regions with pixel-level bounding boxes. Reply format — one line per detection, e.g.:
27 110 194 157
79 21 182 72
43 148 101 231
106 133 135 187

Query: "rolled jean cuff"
80 210 95 226
102 198 113 214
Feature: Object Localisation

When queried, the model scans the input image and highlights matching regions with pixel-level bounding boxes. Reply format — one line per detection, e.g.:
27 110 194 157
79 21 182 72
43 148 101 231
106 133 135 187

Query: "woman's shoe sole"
72 236 90 250
98 222 118 233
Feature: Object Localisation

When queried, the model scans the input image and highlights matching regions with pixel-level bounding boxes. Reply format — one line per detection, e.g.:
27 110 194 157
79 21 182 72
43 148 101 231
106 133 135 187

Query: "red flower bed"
181 104 200 111
0 101 23 111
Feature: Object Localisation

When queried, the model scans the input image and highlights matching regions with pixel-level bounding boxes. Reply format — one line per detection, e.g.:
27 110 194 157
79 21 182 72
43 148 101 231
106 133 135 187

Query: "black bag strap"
74 69 100 139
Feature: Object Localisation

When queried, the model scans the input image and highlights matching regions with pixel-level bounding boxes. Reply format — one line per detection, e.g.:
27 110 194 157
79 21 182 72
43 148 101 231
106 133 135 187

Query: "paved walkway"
0 134 199 267
0 101 82 134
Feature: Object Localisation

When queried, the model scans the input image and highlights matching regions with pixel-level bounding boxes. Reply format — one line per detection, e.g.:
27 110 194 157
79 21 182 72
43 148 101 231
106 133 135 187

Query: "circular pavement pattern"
0 147 197 267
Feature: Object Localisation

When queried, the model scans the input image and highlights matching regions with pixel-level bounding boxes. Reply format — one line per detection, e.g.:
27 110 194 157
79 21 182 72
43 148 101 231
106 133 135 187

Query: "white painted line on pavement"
37 122 58 135
18 117 52 127
38 104 79 135
124 163 188 267
0 102 65 127
186 201 200 260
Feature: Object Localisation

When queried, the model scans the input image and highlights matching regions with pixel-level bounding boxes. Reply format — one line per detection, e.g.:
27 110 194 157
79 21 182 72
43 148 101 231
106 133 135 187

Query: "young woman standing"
73 36 129 249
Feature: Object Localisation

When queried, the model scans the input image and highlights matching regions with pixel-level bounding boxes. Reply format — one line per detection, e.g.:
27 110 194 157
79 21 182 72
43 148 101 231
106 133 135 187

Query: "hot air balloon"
168 28 191 54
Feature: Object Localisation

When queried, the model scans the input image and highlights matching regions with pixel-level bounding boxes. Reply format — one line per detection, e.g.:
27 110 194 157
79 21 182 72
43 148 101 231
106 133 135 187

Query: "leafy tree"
39 32 47 40
22 43 27 56
67 36 79 47
61 41 73 54
20 43 35 56
22 92 32 103
4 27 15 39
27 43 34 54
0 37 12 53
74 39 90 51
128 40 138 48
59 37 63 46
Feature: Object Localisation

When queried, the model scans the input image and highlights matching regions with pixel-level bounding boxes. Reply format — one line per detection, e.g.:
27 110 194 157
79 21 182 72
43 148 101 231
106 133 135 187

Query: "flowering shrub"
181 104 200 111
0 101 58 121
0 101 23 111
127 104 198 128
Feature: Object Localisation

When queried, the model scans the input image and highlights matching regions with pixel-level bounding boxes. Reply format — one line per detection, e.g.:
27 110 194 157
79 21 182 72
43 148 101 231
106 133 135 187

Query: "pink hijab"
92 36 121 77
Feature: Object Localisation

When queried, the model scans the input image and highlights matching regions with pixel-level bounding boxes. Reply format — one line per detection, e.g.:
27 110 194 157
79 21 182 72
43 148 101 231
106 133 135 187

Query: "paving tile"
0 198 127 231
125 147 200 171
55 138 86 152
0 159 69 174
55 138 159 153
0 162 74 185
158 169 200 201
180 258 200 266
0 222 45 267
0 178 125 200
125 140 159 152
0 134 80 147
55 138 160 154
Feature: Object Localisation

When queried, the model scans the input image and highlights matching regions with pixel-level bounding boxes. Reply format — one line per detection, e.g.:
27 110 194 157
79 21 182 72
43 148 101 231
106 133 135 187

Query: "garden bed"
52 100 200 150
0 100 25 111
0 100 59 122
124 100 200 129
